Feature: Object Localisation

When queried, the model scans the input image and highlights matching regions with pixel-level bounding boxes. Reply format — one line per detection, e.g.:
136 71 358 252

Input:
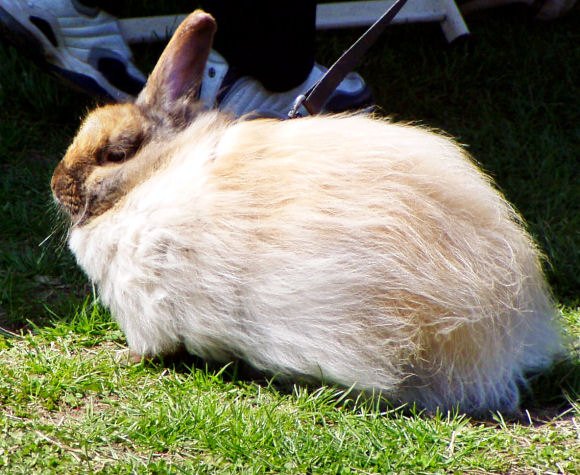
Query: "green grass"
0 304 578 473
1 4 579 474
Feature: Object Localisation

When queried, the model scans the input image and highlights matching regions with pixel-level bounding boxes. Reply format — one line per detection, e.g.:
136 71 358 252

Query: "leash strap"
288 0 409 118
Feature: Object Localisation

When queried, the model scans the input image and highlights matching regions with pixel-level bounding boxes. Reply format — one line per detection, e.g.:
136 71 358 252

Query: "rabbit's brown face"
51 10 217 226
51 104 151 225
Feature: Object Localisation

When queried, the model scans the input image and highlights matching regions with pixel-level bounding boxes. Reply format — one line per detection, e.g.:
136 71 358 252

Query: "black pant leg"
200 0 316 91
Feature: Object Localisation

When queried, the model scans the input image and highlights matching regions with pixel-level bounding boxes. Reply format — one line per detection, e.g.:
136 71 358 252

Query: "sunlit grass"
0 4 578 473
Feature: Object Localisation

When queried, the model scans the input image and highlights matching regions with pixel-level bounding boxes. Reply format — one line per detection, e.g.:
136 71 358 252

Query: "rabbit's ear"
137 10 216 111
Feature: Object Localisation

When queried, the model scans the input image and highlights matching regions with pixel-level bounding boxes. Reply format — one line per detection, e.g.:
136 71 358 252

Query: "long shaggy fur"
67 111 560 414
52 11 562 416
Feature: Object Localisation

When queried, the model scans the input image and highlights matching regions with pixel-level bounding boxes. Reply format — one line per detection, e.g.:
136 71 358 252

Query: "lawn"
0 3 579 474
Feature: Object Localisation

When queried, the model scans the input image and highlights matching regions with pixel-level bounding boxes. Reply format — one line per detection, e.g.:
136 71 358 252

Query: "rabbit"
51 10 562 416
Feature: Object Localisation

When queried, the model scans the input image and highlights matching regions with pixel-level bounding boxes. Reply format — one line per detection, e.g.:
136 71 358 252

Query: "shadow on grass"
142 341 580 424
519 353 580 423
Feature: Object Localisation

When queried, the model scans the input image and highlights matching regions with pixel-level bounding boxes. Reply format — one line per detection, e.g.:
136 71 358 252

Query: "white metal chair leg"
439 0 470 42
118 1 469 44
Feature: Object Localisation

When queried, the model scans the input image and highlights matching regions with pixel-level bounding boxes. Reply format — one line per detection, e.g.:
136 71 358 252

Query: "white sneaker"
0 1 373 114
0 0 146 101
200 50 374 118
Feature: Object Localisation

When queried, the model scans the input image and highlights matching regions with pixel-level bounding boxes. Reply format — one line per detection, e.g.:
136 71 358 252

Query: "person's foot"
0 0 373 115
0 0 146 101
200 50 374 118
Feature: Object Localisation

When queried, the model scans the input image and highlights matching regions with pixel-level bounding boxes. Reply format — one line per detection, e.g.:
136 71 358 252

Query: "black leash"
288 0 409 118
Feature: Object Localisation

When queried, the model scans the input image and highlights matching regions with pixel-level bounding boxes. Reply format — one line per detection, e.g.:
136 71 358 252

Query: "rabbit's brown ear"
137 10 216 111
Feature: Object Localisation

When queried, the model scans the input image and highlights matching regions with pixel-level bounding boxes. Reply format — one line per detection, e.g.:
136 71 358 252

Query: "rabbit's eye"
103 150 127 163
97 133 146 165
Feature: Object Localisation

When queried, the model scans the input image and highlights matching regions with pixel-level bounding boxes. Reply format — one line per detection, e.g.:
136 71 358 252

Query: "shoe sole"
0 3 132 101
324 86 375 113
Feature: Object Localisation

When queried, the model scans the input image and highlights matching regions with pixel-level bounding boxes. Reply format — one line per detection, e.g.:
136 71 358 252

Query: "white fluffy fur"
67 111 562 415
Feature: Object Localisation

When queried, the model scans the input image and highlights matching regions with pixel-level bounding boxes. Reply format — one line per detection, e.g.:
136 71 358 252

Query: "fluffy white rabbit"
51 10 562 415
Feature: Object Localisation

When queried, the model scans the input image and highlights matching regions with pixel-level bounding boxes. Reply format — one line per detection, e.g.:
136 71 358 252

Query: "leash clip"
288 94 307 119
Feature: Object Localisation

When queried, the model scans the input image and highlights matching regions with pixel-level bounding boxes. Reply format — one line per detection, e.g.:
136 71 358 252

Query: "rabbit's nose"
51 162 84 216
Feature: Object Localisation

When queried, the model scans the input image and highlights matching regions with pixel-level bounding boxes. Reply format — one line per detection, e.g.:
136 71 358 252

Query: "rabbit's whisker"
38 231 57 247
